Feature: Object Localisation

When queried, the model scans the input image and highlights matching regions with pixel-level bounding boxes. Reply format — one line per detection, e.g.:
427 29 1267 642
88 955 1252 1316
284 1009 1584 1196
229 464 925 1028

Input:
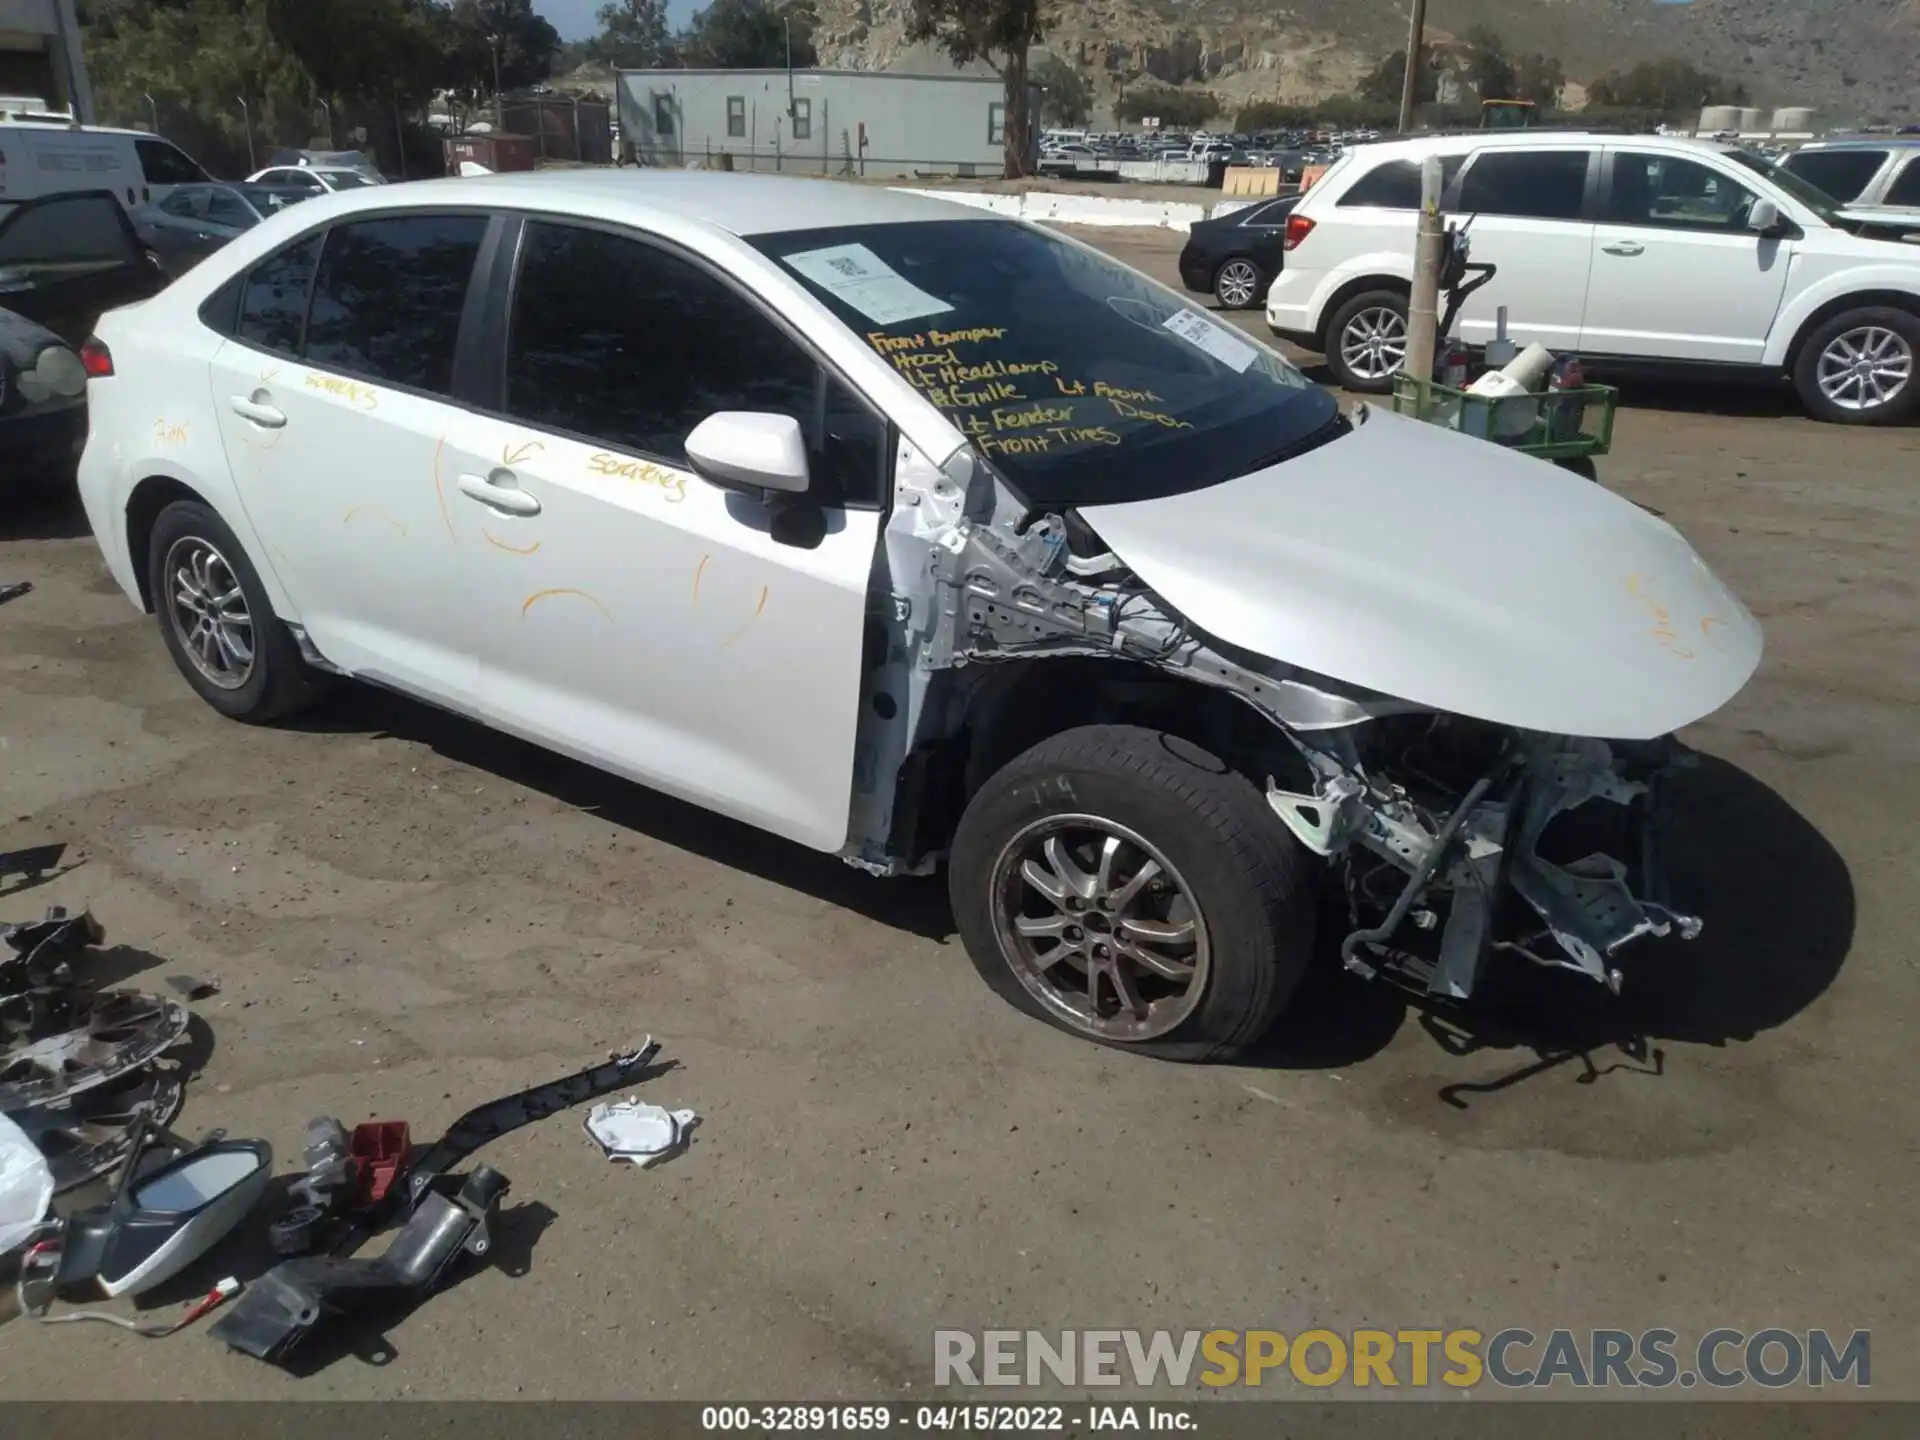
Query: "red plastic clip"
348 1120 411 1208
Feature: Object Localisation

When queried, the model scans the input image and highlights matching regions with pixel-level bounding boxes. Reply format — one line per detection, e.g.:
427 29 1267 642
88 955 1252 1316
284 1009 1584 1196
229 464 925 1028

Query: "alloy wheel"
1216 259 1259 308
989 815 1210 1043
1816 325 1914 412
164 536 254 691
1340 306 1408 381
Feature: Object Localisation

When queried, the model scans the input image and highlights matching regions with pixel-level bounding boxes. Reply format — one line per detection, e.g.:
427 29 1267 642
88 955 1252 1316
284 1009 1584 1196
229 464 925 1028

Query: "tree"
1587 58 1747 116
678 0 815 69
1235 100 1313 131
1113 84 1217 129
592 0 673 68
906 0 1045 179
1512 51 1565 108
1359 47 1438 107
1460 24 1516 102
1032 52 1091 127
447 0 560 97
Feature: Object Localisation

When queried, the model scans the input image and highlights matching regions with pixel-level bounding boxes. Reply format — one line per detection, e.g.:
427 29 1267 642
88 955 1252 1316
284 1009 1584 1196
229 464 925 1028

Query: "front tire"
950 725 1316 1061
147 499 325 723
1324 289 1410 394
1792 307 1919 425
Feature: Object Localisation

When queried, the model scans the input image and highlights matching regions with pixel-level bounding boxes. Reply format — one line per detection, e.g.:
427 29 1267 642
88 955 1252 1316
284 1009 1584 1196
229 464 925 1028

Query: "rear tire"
1791 306 1920 426
1213 257 1263 310
1324 289 1410 394
147 499 327 723
950 725 1316 1062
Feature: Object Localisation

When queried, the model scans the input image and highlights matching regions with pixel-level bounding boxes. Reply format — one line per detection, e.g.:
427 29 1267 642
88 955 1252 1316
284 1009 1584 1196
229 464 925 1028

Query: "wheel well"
894 658 1292 864
125 476 207 612
1314 275 1409 352
1785 291 1920 369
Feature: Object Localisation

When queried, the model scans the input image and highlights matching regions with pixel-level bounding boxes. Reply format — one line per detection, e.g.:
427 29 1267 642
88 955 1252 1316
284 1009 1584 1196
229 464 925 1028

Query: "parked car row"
1192 129 1920 424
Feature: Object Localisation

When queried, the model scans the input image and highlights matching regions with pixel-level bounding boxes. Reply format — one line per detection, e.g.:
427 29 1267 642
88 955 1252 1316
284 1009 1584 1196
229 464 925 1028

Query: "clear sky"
541 0 699 41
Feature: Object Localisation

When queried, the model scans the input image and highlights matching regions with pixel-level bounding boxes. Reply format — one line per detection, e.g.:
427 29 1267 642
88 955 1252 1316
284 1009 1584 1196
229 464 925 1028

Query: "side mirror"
1748 198 1783 235
686 411 810 499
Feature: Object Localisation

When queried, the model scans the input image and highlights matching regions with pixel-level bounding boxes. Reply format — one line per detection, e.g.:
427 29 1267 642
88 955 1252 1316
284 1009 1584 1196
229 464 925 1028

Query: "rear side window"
1457 151 1591 221
303 213 487 395
1339 157 1463 209
159 190 203 218
135 138 208 185
1886 157 1920 208
0 194 136 264
206 191 254 229
1782 148 1888 204
236 233 322 356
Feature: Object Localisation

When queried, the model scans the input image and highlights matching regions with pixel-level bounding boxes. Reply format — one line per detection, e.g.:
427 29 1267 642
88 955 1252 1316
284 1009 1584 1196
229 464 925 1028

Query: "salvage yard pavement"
0 228 1917 1400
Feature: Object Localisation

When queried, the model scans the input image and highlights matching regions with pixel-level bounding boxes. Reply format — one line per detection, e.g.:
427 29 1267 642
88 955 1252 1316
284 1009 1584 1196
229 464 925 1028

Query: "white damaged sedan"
75 172 1761 1059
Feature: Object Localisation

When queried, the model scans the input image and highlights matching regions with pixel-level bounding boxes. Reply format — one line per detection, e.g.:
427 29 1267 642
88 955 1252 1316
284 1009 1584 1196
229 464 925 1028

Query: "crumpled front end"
1267 717 1702 1001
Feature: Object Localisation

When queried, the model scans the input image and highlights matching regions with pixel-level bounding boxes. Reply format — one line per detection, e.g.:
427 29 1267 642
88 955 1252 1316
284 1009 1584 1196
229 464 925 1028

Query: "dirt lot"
1 227 1916 1401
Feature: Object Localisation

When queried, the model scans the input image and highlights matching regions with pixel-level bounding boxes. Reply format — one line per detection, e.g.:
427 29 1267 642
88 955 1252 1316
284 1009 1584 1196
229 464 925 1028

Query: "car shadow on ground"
0 484 89 543
1241 750 1856 1084
290 686 957 943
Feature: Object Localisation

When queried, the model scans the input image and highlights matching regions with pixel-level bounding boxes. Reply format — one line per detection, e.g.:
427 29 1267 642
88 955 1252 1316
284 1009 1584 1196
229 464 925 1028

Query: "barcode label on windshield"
1162 308 1258 373
783 243 954 325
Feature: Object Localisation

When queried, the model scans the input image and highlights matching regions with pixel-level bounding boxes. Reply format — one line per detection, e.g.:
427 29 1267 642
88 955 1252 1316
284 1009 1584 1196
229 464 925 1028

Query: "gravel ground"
0 228 1915 1402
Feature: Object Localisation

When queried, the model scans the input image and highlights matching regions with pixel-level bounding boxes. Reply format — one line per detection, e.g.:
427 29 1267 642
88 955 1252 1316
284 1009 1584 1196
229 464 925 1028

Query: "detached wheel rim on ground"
1215 259 1260 308
164 535 254 691
1816 325 1914 412
1339 305 1408 381
989 814 1210 1043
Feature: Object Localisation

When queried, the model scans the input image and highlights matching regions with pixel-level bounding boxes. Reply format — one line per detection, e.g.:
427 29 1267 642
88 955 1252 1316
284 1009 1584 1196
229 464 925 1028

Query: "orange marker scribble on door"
483 530 541 555
503 439 545 467
430 434 456 541
153 420 188 446
343 505 406 536
303 373 379 410
720 585 770 649
521 588 611 622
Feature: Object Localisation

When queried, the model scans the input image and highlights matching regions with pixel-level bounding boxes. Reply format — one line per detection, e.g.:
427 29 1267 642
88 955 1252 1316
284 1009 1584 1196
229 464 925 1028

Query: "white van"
0 120 212 212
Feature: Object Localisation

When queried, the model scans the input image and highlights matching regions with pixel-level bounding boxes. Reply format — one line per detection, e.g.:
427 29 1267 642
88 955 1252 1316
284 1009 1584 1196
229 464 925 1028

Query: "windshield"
1727 150 1840 224
752 219 1340 507
328 171 382 188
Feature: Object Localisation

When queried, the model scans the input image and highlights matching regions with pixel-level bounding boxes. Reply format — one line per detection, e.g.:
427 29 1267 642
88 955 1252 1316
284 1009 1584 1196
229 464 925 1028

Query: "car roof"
1348 130 1738 160
0 121 156 139
314 170 996 236
1793 136 1920 152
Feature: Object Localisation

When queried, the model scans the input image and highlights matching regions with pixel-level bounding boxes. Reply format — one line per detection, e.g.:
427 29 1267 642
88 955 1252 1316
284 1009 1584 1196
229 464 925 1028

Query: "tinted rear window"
237 233 322 356
303 213 487 395
0 194 136 265
1782 149 1888 204
753 219 1339 507
1458 151 1591 220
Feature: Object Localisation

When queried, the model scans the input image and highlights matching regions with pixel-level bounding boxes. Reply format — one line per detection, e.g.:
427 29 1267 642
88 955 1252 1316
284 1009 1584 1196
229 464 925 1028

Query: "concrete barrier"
893 186 1240 232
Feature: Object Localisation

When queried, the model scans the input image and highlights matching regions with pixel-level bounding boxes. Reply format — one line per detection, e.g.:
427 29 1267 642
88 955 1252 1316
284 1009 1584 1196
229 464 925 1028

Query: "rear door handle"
457 471 542 516
229 395 286 428
1601 241 1645 257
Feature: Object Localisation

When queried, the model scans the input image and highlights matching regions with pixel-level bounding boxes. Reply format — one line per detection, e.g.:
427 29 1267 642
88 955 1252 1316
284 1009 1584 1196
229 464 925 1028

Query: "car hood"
1078 406 1762 740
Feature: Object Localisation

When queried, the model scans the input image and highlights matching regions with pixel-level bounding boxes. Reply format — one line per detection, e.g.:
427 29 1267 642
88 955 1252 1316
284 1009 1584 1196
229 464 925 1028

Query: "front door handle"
457 471 542 516
229 394 286 428
1601 241 1645 257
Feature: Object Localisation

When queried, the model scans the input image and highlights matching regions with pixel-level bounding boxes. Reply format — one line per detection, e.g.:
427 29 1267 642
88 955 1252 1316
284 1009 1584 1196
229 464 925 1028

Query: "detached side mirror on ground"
685 411 811 499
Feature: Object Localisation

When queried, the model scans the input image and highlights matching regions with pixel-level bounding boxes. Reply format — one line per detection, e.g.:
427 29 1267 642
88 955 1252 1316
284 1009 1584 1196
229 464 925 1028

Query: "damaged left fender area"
841 437 1702 1004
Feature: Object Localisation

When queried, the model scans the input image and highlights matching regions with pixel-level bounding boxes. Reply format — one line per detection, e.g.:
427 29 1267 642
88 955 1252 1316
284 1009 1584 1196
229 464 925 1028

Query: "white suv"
1265 131 1920 425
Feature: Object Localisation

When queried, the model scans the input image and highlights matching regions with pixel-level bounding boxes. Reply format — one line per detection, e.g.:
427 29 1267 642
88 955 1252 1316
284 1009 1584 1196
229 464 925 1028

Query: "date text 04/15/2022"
700 1405 1193 1432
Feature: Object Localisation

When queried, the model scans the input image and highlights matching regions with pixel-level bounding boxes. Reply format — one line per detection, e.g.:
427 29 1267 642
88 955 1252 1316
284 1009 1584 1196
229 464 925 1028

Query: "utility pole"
237 96 255 171
1396 0 1428 135
490 35 504 130
1405 153 1446 387
785 16 795 129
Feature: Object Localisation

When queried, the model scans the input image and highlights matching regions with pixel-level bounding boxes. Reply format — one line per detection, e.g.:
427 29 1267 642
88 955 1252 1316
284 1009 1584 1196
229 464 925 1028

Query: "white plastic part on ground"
0 1111 55 1253
584 1098 699 1168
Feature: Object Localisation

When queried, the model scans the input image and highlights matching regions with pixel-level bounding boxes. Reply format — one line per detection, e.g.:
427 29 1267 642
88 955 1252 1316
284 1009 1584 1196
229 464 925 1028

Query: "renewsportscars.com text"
933 1328 1871 1390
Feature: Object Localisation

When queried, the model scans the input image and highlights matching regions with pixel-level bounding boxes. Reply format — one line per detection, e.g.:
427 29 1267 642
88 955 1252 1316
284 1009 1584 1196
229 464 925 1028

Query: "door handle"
457 471 542 516
229 395 286 428
1601 241 1645 257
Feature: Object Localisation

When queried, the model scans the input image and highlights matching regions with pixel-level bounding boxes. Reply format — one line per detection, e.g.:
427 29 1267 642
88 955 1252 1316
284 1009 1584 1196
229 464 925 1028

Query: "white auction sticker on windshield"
783 243 954 325
1162 308 1258 373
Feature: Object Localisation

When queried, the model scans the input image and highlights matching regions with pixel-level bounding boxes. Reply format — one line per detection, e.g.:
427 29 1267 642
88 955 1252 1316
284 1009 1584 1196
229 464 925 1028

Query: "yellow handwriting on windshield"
1107 398 1194 430
990 404 1076 432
